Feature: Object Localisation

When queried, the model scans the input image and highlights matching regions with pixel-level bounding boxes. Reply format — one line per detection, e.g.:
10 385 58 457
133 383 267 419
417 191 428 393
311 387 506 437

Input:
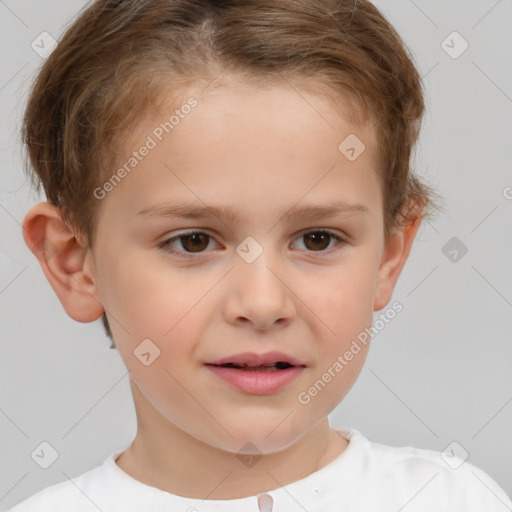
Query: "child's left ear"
374 203 423 311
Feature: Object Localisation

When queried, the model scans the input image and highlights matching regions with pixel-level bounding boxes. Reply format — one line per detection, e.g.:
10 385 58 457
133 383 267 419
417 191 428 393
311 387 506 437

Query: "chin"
207 420 308 456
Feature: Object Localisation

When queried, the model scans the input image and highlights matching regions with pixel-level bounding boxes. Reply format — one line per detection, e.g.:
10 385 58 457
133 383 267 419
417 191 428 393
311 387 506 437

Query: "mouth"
205 350 306 368
206 361 299 372
204 352 306 395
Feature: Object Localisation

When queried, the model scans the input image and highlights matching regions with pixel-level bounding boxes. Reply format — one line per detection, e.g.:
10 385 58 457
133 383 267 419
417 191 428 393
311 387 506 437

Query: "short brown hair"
21 0 443 346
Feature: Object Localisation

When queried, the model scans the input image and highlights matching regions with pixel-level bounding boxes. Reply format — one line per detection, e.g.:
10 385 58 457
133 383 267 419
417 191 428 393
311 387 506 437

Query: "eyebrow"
137 199 370 223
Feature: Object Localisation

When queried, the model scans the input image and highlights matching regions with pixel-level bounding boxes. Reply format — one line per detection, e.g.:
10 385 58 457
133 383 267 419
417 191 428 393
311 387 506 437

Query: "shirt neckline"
103 428 368 511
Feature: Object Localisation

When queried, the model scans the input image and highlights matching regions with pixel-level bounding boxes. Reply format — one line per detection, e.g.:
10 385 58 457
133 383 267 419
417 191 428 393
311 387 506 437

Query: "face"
88 78 387 455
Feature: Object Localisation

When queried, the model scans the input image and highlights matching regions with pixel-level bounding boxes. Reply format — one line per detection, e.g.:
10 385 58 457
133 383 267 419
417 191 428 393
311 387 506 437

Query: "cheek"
107 264 211 416
100 248 217 339
304 251 379 341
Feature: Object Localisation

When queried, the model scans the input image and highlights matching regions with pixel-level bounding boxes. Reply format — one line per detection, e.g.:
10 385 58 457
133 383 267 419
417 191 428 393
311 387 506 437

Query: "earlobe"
22 202 105 323
373 204 423 311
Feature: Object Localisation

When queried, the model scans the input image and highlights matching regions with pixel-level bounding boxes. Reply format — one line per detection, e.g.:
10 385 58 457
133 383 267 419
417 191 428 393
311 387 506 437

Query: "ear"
374 203 423 311
21 202 105 322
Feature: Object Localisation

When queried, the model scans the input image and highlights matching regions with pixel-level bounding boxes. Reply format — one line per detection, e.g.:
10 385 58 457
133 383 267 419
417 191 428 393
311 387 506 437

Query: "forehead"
100 80 382 226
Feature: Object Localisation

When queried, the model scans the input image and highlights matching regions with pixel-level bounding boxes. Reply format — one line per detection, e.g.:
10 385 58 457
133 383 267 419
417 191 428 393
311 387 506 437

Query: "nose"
223 245 296 331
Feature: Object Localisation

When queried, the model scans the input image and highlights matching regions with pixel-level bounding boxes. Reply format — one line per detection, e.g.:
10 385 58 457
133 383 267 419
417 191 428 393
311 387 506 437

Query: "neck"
115 378 348 500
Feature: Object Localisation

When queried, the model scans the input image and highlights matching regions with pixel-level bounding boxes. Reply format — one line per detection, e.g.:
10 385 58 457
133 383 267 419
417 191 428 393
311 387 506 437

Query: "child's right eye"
159 231 219 257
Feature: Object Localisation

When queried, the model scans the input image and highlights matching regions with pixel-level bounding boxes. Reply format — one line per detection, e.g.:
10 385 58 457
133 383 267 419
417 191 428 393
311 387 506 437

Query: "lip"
205 364 305 395
205 351 306 367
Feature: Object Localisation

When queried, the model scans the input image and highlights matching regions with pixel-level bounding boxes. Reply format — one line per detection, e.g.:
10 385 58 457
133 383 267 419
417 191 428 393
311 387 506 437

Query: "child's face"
81 79 410 454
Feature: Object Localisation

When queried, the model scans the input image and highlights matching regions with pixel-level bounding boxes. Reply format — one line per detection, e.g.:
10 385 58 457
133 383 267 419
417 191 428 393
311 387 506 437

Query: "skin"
22 77 422 500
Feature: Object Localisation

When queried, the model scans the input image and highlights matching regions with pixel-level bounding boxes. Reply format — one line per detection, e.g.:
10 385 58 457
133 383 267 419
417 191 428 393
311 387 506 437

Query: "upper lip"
205 351 306 367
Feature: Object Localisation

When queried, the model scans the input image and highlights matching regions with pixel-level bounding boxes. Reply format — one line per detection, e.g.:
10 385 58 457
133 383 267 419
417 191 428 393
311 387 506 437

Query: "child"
10 0 511 510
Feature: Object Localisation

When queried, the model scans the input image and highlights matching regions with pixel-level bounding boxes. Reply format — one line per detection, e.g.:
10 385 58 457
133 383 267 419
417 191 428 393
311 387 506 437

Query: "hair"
21 0 443 348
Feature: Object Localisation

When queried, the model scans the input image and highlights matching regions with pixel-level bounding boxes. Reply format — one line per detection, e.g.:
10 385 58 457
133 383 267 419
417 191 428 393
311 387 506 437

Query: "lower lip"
205 365 305 395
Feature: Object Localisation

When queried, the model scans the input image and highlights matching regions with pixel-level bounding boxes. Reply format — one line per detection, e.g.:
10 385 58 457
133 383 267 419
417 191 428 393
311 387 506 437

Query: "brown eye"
160 231 215 256
303 232 331 251
160 229 346 259
179 233 210 252
294 230 345 253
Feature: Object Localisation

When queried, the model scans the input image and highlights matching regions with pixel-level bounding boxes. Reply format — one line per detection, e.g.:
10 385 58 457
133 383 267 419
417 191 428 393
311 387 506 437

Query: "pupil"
183 234 208 252
306 232 329 251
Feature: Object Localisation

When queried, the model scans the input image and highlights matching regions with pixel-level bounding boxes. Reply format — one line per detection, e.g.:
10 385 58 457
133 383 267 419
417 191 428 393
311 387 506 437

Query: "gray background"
1 0 511 509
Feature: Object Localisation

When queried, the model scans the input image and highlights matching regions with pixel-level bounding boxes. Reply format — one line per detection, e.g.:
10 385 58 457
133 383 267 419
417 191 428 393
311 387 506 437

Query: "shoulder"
7 480 89 512
7 454 118 512
350 430 512 511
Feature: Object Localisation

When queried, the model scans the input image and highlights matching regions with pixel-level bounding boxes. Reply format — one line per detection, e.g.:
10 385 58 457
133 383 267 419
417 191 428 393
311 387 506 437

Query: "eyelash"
159 229 347 258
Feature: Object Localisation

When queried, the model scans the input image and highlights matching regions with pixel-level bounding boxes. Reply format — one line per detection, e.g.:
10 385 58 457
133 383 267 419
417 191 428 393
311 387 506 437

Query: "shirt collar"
103 428 369 511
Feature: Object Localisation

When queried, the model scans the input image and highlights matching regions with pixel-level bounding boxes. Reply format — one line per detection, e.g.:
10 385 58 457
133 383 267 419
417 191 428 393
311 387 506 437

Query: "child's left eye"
159 229 347 258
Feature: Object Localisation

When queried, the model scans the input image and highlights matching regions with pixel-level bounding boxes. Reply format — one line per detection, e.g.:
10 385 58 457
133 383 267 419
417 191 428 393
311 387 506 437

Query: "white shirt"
8 428 512 512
